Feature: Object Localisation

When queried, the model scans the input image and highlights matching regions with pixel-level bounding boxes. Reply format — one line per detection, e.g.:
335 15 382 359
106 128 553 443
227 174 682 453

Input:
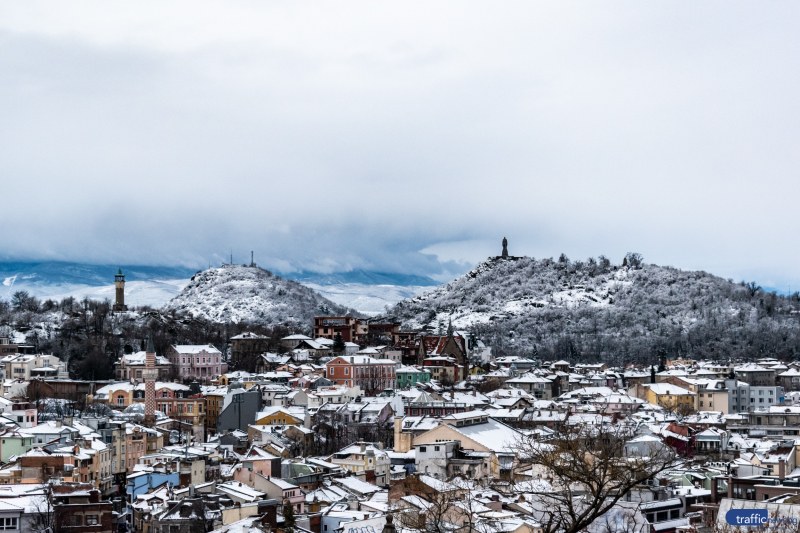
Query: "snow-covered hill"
385 255 800 363
163 264 355 324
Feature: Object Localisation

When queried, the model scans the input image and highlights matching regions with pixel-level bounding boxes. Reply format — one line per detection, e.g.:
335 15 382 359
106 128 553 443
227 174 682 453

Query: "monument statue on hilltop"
502 237 509 258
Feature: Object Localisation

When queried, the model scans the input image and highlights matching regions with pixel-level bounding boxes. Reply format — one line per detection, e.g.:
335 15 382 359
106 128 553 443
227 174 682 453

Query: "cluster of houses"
4 325 800 533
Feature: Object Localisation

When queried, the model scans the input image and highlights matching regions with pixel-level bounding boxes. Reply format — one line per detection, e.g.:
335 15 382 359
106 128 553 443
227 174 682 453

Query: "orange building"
325 355 396 394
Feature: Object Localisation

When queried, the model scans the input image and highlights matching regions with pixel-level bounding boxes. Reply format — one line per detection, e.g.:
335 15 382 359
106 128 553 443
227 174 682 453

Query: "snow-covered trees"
384 255 800 363
514 421 679 533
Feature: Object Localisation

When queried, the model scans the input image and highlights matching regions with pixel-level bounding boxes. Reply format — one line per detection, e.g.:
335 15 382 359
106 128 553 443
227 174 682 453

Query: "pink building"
166 344 227 382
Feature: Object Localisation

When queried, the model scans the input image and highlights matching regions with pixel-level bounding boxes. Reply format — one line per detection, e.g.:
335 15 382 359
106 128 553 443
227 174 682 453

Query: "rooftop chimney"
179 503 193 518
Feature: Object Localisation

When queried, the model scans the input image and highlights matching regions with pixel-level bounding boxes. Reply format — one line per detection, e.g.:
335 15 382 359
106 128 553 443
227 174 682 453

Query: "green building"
0 429 34 462
396 365 431 389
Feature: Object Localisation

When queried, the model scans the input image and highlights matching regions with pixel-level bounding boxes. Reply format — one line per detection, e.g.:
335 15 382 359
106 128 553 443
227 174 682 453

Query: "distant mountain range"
289 269 437 287
0 261 435 314
0 261 197 287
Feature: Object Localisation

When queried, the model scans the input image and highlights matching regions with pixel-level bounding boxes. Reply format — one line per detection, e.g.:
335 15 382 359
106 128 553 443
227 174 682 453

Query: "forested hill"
164 264 354 325
384 255 800 364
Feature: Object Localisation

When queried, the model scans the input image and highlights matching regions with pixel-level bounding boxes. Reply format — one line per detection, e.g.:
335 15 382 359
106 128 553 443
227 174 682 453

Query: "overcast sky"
1 2 799 289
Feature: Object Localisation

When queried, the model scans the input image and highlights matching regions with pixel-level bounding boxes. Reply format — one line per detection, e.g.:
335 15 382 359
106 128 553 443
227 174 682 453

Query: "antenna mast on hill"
251 250 255 267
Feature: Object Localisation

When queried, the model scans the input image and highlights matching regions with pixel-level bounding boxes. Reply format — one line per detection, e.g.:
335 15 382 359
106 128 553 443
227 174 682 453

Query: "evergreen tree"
332 332 345 354
283 499 296 532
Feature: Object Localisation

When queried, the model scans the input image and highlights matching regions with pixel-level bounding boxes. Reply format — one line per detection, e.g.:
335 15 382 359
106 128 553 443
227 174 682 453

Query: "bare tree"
515 420 680 533
656 396 696 422
27 483 55 533
392 476 502 533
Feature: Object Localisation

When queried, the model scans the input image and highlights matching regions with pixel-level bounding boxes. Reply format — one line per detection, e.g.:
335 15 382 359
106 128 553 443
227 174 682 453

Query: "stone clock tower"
113 269 128 312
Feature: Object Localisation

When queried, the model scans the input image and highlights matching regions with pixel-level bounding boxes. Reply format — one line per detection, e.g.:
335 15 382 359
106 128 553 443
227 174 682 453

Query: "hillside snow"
163 264 353 325
385 256 800 363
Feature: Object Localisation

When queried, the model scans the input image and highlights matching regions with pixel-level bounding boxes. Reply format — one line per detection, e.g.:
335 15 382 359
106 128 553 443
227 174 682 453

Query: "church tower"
113 269 128 312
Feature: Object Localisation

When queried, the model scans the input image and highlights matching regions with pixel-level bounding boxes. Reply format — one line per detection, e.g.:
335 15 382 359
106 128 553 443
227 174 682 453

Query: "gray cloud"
1 2 799 289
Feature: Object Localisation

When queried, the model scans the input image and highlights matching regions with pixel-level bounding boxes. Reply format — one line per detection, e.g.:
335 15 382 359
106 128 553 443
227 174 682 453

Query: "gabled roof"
418 415 523 454
331 476 382 496
241 445 279 460
421 334 466 357
282 334 313 341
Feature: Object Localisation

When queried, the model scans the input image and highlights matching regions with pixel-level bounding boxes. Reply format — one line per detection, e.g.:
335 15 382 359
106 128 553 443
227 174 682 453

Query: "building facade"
166 345 226 382
325 356 396 394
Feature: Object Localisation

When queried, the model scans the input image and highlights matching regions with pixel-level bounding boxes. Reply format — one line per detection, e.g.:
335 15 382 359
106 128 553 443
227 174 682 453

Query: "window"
0 517 18 530
344 368 349 375
85 515 99 526
419 446 426 452
117 396 125 406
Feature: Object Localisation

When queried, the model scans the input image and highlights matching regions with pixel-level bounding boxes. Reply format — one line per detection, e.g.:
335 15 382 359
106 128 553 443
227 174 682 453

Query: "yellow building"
254 407 303 426
217 372 261 388
661 377 730 414
631 383 696 414
203 388 227 437
411 411 522 480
